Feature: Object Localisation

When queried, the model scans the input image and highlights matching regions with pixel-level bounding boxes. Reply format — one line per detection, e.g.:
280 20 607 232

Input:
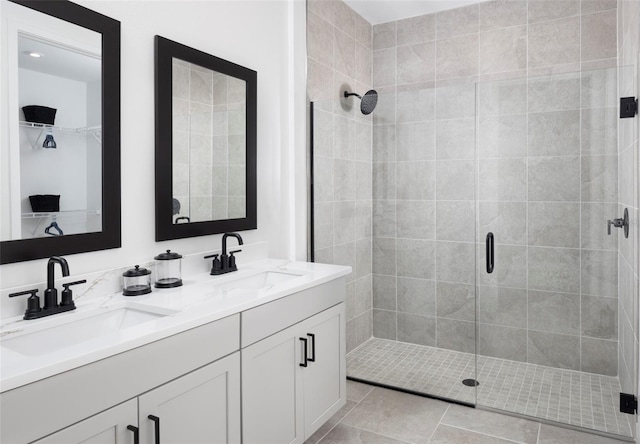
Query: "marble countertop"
0 259 350 393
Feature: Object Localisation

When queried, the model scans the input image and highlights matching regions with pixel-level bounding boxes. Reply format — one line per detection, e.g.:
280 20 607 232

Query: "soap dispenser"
123 265 152 296
154 250 183 288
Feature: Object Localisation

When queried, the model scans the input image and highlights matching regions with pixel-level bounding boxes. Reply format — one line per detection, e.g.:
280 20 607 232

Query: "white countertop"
0 259 350 393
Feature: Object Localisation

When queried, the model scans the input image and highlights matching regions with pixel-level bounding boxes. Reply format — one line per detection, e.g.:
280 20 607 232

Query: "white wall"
0 0 306 289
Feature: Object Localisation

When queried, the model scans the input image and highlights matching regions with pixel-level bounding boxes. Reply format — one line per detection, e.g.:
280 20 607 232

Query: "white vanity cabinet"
138 352 240 444
33 353 240 444
1 272 348 444
33 399 138 444
241 278 346 444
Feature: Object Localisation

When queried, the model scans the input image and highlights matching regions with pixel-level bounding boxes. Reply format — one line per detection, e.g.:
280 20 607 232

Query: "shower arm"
344 91 362 99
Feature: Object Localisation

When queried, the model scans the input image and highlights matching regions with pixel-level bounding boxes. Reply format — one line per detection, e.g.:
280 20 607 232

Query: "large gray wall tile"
436 118 476 160
436 241 476 284
528 156 580 202
478 114 527 159
527 72 580 113
479 25 527 75
528 0 579 23
397 313 436 346
478 244 527 289
528 290 580 335
479 158 527 201
528 16 580 68
528 246 580 293
437 318 475 353
527 111 580 157
333 201 356 245
397 42 436 85
396 121 436 161
528 202 580 248
478 202 527 245
435 77 477 119
373 309 396 340
479 324 527 361
581 155 618 203
373 200 395 238
581 337 617 375
478 286 527 327
436 201 475 242
397 161 435 200
372 237 396 275
581 249 617 297
373 124 395 163
398 277 436 316
477 77 527 117
373 22 396 50
437 160 476 201
373 49 397 87
397 200 435 240
436 282 475 321
581 295 617 340
581 10 617 61
528 330 580 370
479 0 527 31
436 34 479 80
397 239 436 279
397 14 435 46
581 67 618 109
373 274 396 310
581 107 618 156
397 85 435 122
436 3 479 37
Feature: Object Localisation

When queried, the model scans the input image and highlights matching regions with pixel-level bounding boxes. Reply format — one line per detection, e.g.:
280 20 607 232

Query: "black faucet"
8 256 86 320
44 256 69 309
205 232 243 275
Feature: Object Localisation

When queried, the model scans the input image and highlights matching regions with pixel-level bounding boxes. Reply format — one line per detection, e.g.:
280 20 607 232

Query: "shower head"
344 89 378 115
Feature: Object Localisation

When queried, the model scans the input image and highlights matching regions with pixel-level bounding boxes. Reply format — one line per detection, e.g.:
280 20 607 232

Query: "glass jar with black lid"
122 265 152 296
154 249 183 288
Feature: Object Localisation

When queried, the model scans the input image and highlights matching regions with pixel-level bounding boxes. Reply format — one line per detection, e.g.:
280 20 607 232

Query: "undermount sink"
1 304 176 357
215 270 304 292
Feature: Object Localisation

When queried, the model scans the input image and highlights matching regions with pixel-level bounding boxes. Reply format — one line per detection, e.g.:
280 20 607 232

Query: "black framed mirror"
1 0 121 264
154 35 257 241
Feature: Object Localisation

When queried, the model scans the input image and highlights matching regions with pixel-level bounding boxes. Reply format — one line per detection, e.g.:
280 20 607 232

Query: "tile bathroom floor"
306 380 633 444
333 338 634 442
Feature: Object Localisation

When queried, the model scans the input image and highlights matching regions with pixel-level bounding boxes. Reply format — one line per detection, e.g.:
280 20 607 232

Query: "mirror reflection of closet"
16 29 101 240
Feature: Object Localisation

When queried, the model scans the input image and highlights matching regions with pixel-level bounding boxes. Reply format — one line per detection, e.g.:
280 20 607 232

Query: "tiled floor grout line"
426 403 451 443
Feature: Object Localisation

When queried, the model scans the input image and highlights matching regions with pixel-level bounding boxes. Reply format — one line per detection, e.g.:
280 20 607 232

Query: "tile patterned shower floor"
347 338 633 438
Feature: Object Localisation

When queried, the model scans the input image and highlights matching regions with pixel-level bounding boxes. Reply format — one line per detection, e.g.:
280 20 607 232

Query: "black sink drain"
462 378 479 387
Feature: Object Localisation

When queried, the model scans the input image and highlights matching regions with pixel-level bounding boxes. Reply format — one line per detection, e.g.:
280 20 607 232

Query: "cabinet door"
138 352 240 444
33 399 137 444
242 324 304 444
301 304 346 439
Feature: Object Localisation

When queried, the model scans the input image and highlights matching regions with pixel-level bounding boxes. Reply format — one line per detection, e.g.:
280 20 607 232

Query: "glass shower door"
475 66 637 439
311 82 479 406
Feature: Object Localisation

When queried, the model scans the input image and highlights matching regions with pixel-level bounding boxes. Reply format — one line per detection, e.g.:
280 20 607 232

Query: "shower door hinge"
620 392 637 414
620 97 638 118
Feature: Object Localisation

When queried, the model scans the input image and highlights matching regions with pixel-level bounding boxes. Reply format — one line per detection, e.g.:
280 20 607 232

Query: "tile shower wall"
617 0 639 403
307 0 374 352
172 60 247 223
370 0 620 375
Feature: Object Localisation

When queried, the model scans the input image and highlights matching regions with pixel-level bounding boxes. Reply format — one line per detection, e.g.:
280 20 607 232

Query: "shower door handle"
486 232 494 274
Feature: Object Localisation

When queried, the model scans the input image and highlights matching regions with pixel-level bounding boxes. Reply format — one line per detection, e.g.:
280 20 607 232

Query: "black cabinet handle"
307 333 316 362
148 415 160 444
127 425 139 444
299 337 308 367
486 232 494 274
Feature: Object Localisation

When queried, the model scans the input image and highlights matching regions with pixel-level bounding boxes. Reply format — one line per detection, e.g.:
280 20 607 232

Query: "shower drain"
462 378 480 387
